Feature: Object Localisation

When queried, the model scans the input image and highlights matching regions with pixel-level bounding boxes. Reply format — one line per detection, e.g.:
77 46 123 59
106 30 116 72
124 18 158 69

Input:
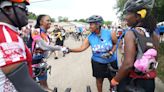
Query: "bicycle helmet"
11 0 29 5
0 0 30 29
0 0 29 5
86 15 104 25
123 0 155 13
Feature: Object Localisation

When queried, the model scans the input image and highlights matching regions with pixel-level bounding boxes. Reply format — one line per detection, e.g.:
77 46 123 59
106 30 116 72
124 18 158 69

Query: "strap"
131 28 154 56
131 29 144 59
116 28 144 64
0 8 17 27
116 29 127 64
116 29 127 49
12 2 21 30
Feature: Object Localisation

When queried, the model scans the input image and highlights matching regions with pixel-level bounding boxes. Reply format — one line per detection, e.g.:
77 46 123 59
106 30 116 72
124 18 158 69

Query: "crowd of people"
0 0 161 92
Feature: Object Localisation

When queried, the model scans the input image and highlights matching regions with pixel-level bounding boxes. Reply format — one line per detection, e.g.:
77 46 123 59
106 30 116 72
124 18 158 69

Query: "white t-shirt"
61 29 66 36
0 22 26 92
0 70 17 92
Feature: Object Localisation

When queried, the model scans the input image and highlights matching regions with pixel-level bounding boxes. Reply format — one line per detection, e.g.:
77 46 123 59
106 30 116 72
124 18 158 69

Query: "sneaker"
63 54 65 57
54 57 58 59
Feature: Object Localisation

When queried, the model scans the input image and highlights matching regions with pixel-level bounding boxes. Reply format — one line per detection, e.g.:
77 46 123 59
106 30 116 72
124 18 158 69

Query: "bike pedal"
53 87 57 92
87 86 91 92
65 88 71 92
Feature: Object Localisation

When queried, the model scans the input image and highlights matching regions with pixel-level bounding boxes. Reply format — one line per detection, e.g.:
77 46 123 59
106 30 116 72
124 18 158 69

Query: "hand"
111 78 119 87
61 47 69 54
101 53 112 59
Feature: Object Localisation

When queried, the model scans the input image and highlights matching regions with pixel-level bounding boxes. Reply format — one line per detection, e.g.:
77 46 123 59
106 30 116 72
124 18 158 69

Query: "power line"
31 0 52 3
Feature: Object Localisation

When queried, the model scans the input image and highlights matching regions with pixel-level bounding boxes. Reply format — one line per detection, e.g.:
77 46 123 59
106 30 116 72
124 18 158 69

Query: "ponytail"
35 15 46 28
141 13 157 35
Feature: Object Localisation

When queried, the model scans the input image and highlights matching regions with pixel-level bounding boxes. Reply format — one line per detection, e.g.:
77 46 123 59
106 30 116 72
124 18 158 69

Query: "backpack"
116 27 158 78
132 28 158 74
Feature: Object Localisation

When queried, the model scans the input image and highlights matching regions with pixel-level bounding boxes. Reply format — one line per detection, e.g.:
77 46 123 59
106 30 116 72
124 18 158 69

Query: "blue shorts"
37 72 47 81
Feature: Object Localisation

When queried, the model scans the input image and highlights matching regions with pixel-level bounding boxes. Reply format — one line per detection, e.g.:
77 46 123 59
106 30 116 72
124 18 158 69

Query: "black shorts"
62 36 65 40
91 59 118 79
55 38 63 46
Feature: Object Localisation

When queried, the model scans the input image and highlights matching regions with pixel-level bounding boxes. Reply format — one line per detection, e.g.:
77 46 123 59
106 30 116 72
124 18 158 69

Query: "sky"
28 0 119 22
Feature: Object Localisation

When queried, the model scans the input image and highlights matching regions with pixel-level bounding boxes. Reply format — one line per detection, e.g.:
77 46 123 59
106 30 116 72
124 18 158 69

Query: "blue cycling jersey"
88 28 116 64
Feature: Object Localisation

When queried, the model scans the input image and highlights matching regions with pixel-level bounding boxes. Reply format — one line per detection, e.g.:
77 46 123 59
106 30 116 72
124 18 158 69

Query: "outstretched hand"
61 47 70 54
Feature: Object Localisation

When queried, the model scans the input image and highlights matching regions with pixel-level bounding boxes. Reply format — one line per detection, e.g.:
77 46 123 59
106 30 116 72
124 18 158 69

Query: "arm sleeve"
36 39 62 51
31 29 62 51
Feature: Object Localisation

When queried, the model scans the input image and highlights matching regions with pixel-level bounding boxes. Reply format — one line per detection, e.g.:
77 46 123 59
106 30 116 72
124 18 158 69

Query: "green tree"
58 16 69 22
73 19 78 22
104 21 112 25
58 16 63 22
79 19 86 22
115 0 127 13
114 0 127 20
51 18 55 22
155 0 164 22
28 12 37 19
63 17 69 22
115 0 164 22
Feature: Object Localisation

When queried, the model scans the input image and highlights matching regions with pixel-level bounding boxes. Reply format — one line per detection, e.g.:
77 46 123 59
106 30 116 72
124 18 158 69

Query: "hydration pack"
132 28 158 74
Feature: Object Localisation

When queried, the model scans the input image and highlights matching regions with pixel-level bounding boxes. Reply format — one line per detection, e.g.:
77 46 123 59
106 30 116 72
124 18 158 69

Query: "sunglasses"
14 3 28 13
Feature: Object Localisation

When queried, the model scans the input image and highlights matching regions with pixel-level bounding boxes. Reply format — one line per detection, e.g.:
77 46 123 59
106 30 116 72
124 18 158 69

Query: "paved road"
47 37 164 92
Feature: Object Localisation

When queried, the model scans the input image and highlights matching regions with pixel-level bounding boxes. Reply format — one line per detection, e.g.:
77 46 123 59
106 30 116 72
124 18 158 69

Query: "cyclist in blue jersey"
68 15 118 92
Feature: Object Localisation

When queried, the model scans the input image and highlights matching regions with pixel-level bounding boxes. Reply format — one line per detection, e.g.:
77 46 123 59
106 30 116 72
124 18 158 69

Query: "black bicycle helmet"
123 0 155 13
0 0 29 29
86 15 104 25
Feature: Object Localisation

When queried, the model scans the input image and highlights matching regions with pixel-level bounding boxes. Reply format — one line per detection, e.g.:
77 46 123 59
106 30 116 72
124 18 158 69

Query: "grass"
157 43 164 83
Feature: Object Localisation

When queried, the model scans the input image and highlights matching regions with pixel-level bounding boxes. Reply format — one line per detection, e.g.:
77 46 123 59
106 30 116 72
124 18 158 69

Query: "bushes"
157 43 164 82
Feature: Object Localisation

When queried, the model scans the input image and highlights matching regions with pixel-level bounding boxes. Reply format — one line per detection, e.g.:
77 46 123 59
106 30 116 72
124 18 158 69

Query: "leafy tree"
79 19 86 22
115 0 127 13
58 16 63 22
103 21 112 25
73 19 78 22
63 17 69 22
28 12 37 19
115 0 164 22
51 18 55 22
155 0 164 22
58 16 69 22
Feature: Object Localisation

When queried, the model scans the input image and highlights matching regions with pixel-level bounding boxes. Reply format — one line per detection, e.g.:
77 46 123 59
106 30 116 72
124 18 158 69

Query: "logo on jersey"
92 40 112 53
0 42 26 62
